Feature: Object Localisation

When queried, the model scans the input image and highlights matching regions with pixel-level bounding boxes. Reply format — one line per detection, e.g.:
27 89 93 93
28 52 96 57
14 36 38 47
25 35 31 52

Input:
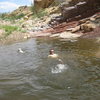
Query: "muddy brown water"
0 38 100 100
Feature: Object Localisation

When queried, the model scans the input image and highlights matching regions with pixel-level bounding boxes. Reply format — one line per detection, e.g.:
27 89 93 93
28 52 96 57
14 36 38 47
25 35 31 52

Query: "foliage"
0 13 25 21
31 5 48 18
34 10 47 18
14 13 25 19
0 13 7 19
0 25 20 36
49 0 60 7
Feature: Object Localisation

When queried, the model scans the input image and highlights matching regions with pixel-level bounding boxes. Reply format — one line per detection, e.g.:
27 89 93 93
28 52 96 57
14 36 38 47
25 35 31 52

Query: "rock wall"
34 0 100 8
61 0 100 21
49 0 100 26
34 0 55 9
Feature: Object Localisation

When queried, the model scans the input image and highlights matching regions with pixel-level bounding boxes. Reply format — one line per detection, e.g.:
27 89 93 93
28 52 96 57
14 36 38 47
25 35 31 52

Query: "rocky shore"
28 8 100 40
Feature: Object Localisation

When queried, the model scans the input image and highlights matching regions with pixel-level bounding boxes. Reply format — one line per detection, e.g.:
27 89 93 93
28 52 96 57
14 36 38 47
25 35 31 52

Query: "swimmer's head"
49 49 54 55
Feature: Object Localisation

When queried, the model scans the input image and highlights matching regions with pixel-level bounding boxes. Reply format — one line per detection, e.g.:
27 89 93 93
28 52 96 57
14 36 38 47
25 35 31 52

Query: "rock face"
61 5 77 21
34 0 55 9
49 0 100 25
61 0 100 21
34 0 69 9
68 0 100 8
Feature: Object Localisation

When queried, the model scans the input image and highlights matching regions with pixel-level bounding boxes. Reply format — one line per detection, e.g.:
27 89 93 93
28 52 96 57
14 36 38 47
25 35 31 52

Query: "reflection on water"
0 38 100 100
95 47 100 58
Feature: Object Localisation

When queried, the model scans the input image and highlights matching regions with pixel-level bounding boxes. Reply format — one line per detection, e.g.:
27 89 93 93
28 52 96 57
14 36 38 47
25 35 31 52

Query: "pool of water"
0 38 100 100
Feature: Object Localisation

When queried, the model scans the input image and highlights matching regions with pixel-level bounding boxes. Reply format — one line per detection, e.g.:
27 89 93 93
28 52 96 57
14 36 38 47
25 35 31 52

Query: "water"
0 38 100 100
51 64 68 74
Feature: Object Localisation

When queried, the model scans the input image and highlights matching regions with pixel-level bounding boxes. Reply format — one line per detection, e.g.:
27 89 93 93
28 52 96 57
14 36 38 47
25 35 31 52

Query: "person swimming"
48 49 63 63
48 49 58 58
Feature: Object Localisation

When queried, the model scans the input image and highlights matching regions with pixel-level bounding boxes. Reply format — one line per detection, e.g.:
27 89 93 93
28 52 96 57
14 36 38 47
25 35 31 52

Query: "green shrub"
31 6 48 18
0 13 7 20
0 25 19 36
0 13 25 21
16 13 25 19
34 10 47 18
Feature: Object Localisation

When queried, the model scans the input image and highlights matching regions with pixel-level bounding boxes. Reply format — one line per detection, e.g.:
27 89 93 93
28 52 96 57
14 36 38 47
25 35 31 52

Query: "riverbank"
0 11 100 45
0 0 100 45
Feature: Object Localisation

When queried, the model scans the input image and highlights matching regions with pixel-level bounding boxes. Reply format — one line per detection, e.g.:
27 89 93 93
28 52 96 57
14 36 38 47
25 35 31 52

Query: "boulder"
81 23 96 32
90 17 96 21
71 26 80 33
24 33 31 39
62 6 77 21
76 2 88 14
24 16 29 20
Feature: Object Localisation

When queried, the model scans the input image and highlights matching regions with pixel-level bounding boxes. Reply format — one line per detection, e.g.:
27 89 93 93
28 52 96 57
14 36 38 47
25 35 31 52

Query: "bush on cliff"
31 5 48 18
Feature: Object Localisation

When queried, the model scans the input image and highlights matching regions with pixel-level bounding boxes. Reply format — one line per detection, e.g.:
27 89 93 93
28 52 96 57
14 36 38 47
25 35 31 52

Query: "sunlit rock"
59 31 82 39
50 33 60 37
81 22 96 32
71 26 80 33
24 33 31 39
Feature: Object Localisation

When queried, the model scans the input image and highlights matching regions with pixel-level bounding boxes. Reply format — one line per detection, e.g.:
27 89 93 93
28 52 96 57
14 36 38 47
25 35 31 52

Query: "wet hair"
49 49 54 54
